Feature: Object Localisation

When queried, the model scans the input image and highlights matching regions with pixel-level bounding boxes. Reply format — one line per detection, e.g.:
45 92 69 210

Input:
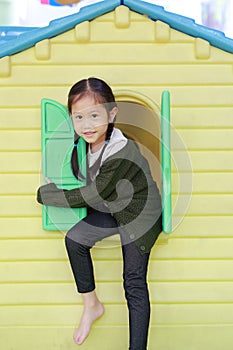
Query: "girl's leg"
65 238 104 345
121 241 151 350
65 209 118 345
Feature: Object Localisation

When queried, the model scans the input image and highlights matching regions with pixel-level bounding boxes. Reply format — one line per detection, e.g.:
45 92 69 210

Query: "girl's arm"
37 157 128 208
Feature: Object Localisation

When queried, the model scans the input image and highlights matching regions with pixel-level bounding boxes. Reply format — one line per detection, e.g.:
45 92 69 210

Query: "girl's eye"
74 115 83 120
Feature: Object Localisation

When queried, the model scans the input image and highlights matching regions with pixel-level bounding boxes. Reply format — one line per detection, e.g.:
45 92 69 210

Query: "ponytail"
71 132 86 181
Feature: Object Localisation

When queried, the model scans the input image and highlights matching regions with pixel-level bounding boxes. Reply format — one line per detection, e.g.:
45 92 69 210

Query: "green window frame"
41 98 86 230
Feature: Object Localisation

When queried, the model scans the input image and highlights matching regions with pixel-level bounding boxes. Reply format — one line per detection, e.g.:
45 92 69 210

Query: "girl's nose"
82 116 92 129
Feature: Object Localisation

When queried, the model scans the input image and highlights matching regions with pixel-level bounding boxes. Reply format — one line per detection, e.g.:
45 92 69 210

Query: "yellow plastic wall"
0 5 233 350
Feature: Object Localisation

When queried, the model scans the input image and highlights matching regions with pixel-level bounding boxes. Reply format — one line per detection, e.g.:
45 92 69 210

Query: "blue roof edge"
124 0 233 54
0 0 233 58
0 0 121 59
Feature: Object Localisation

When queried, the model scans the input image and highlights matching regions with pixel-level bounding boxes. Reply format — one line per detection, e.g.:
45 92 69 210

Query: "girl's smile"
83 131 97 137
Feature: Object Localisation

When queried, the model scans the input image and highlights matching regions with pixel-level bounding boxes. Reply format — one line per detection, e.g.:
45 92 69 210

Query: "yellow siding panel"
0 305 128 326
0 174 40 194
172 151 233 171
75 21 90 42
2 238 233 261
11 42 233 65
1 325 233 350
0 326 129 350
50 29 75 43
40 43 233 64
0 87 67 106
7 43 197 65
174 194 233 215
172 107 233 128
172 172 233 194
174 129 233 150
1 64 233 86
2 129 233 152
1 172 233 195
94 9 160 23
3 259 233 283
0 239 66 261
149 325 233 350
152 238 233 259
1 151 232 174
150 282 233 302
91 21 155 41
1 216 232 239
0 152 40 173
152 304 233 324
51 25 194 44
0 217 57 238
0 196 41 216
1 86 233 107
2 300 233 326
149 259 233 280
0 56 11 77
0 194 232 217
0 108 40 129
0 131 40 150
34 39 51 60
0 261 116 283
0 283 126 304
172 216 233 237
2 281 233 305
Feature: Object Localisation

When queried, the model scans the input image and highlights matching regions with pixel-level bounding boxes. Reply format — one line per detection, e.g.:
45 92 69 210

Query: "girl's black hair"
69 77 117 182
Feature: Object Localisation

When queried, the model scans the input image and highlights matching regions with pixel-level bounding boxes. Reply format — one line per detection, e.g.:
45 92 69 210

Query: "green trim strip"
161 90 172 233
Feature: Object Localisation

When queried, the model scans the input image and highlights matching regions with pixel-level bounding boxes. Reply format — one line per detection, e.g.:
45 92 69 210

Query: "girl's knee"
65 233 73 251
65 229 80 250
65 232 90 256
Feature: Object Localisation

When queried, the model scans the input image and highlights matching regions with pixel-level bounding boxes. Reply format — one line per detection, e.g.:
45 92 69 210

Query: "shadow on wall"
115 99 161 188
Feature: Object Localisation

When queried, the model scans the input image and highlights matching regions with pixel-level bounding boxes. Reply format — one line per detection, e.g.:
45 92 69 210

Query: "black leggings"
65 209 151 350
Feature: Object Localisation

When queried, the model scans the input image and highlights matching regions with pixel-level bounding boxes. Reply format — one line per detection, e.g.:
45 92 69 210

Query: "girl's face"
71 94 117 152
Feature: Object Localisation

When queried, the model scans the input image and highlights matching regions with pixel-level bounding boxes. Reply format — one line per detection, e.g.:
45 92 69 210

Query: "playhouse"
0 1 233 349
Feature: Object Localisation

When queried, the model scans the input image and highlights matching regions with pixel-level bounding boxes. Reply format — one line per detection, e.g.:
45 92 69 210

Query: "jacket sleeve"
37 157 126 208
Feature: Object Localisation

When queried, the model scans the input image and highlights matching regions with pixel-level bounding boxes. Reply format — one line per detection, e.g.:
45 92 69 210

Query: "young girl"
37 77 162 349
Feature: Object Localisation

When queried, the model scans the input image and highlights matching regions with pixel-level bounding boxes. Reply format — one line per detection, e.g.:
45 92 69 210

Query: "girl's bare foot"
73 294 104 345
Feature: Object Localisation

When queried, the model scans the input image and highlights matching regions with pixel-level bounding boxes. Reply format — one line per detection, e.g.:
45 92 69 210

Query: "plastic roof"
0 0 233 58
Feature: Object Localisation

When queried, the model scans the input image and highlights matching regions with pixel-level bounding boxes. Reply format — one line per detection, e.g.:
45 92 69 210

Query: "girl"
37 77 162 349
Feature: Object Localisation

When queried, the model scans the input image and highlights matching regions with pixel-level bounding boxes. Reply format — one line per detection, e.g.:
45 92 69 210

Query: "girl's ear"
109 106 118 123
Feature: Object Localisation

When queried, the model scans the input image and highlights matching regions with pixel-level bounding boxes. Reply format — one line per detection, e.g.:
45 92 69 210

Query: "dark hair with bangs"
68 77 117 182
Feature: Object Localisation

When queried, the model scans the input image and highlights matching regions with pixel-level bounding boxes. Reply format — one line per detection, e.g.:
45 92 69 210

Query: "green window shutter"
41 98 87 231
161 91 172 233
